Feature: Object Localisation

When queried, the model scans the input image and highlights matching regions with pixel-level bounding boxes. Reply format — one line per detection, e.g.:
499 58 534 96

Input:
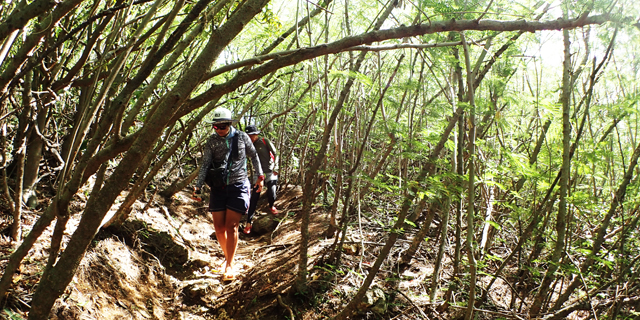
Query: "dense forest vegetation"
1 0 640 318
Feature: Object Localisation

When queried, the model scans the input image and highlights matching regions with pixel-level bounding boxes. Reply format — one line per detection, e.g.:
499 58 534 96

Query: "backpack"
263 138 275 161
205 134 239 188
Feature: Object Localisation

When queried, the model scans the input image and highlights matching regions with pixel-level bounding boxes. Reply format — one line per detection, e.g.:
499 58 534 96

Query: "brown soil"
0 184 511 320
1 185 348 320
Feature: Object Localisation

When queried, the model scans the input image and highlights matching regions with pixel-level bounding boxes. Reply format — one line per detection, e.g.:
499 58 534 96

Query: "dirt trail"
56 184 325 320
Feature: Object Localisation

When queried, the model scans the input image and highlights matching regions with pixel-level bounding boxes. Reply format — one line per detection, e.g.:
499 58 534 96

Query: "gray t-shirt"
195 127 263 188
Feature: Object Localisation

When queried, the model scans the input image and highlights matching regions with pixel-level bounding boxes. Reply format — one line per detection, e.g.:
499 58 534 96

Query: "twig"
476 0 494 21
448 305 526 320
565 250 599 320
391 288 429 319
277 294 295 320
390 305 425 320
271 213 290 244
252 244 290 259
14 295 31 309
161 207 193 249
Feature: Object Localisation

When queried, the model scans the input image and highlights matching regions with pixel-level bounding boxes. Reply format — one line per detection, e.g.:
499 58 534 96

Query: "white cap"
210 107 237 124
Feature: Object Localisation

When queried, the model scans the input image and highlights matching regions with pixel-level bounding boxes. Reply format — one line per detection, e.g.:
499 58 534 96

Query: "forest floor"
0 183 526 320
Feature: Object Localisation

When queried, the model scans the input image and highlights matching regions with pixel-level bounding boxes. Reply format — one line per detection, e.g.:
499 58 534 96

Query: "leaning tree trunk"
26 1 271 318
160 168 199 199
106 124 176 226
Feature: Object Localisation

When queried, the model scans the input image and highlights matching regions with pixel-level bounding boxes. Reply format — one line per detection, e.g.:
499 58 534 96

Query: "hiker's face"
249 134 258 143
214 123 231 136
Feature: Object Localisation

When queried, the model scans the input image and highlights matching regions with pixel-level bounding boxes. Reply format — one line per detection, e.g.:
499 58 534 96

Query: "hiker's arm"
195 138 214 190
244 133 264 190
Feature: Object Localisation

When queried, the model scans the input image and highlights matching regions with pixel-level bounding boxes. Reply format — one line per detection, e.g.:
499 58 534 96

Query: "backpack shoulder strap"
262 137 275 161
232 134 239 159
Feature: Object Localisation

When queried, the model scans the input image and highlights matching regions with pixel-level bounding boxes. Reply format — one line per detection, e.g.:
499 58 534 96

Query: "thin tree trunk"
11 70 32 241
429 195 455 302
397 196 429 271
294 0 398 293
452 44 465 279
326 119 344 237
549 30 619 312
529 22 572 317
330 54 403 268
161 168 199 199
479 185 495 259
396 105 464 272
460 32 478 320
12 137 25 241
335 66 465 320
430 146 455 301
0 121 15 210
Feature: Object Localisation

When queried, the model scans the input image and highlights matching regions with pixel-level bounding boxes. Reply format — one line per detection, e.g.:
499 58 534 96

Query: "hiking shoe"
270 206 279 215
242 224 252 234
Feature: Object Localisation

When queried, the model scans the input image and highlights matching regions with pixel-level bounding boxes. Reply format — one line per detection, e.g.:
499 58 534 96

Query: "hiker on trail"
193 107 264 281
243 125 279 234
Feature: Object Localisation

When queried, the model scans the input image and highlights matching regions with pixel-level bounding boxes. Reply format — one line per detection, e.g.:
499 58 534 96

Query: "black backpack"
205 134 239 188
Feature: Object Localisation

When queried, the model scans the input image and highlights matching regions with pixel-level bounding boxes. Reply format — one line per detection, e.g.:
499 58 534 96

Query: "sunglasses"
213 123 230 130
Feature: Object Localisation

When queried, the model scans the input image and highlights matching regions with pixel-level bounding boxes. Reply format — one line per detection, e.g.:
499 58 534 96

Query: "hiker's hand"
255 176 264 193
192 187 202 201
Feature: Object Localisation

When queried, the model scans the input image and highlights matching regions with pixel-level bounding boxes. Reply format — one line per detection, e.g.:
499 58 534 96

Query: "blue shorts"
209 179 250 214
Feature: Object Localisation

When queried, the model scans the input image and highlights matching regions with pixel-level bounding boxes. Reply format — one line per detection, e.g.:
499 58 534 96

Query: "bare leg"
211 210 228 261
223 209 243 274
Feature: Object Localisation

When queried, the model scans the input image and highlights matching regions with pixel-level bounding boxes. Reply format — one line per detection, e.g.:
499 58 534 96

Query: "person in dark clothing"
243 125 279 234
193 108 264 281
